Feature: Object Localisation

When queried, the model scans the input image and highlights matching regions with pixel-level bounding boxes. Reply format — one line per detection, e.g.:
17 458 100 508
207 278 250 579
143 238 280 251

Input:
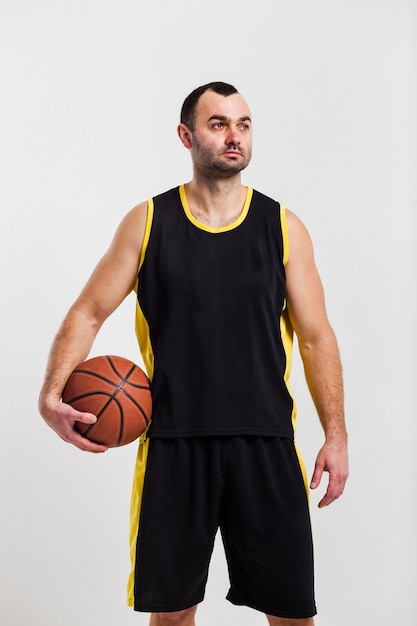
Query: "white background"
1 1 416 625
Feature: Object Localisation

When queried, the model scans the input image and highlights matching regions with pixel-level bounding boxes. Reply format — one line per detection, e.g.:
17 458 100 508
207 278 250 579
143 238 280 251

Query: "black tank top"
134 185 296 438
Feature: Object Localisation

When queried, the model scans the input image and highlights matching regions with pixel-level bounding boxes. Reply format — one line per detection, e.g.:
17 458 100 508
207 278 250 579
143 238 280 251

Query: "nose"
225 125 240 147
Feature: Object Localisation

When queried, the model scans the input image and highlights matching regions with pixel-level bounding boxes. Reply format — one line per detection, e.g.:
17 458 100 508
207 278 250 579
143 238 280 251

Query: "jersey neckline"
179 184 253 234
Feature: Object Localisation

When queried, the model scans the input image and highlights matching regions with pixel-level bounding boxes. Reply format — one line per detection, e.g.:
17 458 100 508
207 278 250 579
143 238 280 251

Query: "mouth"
223 150 242 157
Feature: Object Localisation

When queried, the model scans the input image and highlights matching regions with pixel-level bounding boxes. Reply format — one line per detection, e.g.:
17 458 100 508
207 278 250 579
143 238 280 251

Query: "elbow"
298 327 339 360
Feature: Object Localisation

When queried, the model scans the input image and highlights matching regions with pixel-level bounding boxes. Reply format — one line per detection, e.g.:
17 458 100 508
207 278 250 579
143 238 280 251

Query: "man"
39 82 348 626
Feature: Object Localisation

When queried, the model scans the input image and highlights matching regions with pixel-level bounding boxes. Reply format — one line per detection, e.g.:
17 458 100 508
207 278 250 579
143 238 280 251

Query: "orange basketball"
62 355 152 447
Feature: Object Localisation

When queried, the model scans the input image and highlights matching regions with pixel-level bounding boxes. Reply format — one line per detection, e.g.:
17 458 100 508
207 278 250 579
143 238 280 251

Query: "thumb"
61 401 97 425
75 411 97 425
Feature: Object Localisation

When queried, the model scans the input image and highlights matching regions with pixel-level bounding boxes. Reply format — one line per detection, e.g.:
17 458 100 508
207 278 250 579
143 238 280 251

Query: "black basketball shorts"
127 436 316 619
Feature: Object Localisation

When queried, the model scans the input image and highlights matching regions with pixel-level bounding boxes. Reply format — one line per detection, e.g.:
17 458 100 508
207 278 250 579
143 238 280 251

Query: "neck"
184 173 247 228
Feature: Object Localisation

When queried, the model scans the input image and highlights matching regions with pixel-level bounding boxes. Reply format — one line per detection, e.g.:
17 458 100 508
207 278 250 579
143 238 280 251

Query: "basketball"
62 355 152 447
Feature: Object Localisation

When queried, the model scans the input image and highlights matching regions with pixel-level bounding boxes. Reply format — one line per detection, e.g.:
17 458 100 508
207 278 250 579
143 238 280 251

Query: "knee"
266 616 315 626
150 605 197 626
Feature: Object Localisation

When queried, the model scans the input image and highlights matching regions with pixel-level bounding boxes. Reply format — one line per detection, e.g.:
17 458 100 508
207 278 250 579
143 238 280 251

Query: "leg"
131 440 221 613
221 438 316 619
150 605 197 626
266 615 314 626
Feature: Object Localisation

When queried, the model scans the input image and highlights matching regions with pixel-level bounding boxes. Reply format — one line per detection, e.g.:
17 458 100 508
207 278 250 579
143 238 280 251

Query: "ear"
177 123 192 148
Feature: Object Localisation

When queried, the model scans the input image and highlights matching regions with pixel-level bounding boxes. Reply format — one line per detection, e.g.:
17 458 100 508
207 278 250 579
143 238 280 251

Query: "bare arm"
38 201 149 452
285 209 348 507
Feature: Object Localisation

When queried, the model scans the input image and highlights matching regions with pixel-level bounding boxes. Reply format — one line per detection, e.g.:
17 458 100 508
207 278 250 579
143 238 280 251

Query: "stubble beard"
191 134 252 179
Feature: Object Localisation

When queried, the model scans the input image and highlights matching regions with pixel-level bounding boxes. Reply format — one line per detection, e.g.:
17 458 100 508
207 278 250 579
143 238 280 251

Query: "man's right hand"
39 398 108 453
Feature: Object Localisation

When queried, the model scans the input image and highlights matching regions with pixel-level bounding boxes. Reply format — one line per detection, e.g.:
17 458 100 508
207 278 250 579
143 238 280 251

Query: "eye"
212 122 225 129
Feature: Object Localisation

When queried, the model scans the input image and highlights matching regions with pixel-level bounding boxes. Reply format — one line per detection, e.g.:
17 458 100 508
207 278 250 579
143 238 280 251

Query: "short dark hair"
180 82 239 131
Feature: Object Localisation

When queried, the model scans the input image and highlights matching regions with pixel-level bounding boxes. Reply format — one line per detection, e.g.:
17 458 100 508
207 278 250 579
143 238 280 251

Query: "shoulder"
115 200 149 243
251 191 313 252
284 208 314 262
251 188 280 209
153 186 181 206
104 200 152 265
250 189 284 231
123 186 179 229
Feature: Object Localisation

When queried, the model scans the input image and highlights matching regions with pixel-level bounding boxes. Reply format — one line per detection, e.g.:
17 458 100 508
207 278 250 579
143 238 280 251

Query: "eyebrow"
207 115 252 123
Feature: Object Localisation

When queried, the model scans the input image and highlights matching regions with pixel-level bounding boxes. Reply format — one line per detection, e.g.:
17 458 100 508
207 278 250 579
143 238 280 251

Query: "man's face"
188 90 253 177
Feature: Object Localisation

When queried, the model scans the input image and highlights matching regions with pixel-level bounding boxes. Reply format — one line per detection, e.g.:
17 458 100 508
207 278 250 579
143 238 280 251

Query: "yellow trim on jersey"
280 305 295 430
134 199 155 380
127 437 150 607
139 199 154 270
279 211 309 497
129 201 155 606
280 308 309 495
280 203 295 431
179 184 253 233
280 203 289 266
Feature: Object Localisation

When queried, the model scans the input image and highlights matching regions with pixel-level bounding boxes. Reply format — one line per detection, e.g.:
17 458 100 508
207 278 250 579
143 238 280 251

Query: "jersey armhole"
280 203 289 266
139 198 155 270
133 198 155 294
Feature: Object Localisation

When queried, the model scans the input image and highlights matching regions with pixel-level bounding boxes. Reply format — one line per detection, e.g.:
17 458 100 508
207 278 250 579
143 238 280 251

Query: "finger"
318 476 346 508
60 427 108 453
74 411 98 425
60 401 97 425
310 461 324 490
60 405 107 450
318 492 336 508
74 436 108 453
56 411 107 453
